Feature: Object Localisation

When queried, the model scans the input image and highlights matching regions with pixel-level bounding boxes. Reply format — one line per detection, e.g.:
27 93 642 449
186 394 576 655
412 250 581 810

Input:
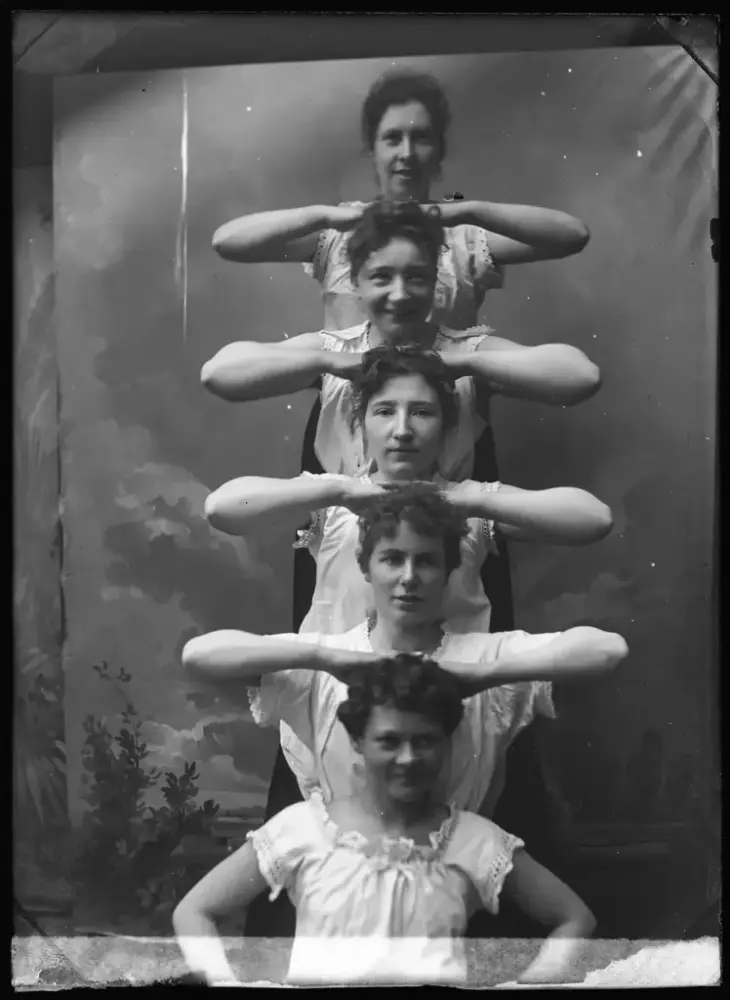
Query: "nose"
395 742 416 766
393 408 413 440
399 136 414 161
400 558 418 587
388 276 408 302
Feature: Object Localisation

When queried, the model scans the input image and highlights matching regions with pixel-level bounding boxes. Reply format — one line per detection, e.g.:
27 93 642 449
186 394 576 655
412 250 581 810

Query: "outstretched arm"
205 475 387 536
182 630 377 684
173 841 268 986
205 475 348 536
439 199 590 264
211 203 365 263
200 332 362 402
441 627 628 697
444 336 601 407
447 482 613 545
501 850 596 984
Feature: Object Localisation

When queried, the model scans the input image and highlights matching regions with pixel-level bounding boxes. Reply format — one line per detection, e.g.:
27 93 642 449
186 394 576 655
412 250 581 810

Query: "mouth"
392 595 422 609
383 309 418 322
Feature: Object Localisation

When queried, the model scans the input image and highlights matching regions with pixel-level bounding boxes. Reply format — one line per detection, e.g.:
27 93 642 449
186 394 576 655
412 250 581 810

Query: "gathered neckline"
311 791 458 863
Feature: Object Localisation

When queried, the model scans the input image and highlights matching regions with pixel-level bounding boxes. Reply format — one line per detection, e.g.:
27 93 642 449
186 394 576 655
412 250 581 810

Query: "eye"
371 406 394 417
413 735 439 751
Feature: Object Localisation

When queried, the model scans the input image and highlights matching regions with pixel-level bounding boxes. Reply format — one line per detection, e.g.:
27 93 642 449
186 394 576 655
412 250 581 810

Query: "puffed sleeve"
302 201 364 285
451 813 525 915
246 802 311 900
292 472 346 557
485 630 560 735
302 226 337 284
247 634 322 747
477 480 501 557
465 226 505 295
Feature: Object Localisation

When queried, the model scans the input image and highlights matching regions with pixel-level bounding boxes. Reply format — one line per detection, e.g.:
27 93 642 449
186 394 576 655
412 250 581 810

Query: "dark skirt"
245 399 557 938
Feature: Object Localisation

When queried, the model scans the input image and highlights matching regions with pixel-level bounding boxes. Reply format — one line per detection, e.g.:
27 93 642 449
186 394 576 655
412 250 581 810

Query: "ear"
349 733 364 756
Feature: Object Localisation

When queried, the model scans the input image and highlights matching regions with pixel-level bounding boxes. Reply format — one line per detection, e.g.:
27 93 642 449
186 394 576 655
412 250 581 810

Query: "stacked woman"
207 69 595 907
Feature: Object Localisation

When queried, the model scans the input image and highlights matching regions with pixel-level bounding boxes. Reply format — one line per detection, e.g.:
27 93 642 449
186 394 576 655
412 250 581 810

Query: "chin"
390 784 427 804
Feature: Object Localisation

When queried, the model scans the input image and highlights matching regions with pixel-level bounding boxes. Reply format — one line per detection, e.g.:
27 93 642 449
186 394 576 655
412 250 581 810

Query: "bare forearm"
201 343 333 402
463 345 601 406
455 200 590 257
519 916 596 984
182 631 329 681
212 205 331 262
460 485 613 545
450 627 628 695
205 476 347 535
173 908 239 986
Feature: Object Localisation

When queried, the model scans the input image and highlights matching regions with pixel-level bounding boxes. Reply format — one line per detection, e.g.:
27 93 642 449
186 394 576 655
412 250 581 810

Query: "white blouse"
248 623 556 818
294 472 499 637
314 320 492 481
248 793 523 985
303 200 505 332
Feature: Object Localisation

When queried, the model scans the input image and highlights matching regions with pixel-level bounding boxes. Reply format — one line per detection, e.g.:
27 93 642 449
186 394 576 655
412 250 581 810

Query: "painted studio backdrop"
18 47 717 932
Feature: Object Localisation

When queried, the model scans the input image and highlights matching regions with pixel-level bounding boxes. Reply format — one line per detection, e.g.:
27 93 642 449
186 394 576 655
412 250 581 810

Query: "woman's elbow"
200 357 221 391
596 632 629 672
575 903 597 938
607 633 629 667
589 502 614 542
212 225 248 261
182 637 209 676
563 356 601 405
203 491 230 532
569 221 591 255
200 355 242 401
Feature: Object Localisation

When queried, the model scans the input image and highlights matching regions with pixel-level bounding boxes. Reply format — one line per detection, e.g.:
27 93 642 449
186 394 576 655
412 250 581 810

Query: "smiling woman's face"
354 702 448 804
354 237 437 342
372 101 441 202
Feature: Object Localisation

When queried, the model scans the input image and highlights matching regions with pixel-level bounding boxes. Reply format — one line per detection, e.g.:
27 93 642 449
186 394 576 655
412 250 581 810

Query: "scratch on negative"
175 76 189 344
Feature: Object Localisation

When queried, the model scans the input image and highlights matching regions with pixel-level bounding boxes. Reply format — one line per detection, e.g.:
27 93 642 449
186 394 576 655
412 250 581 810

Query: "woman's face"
355 702 448 804
363 373 444 479
354 237 437 341
372 101 441 201
364 519 449 627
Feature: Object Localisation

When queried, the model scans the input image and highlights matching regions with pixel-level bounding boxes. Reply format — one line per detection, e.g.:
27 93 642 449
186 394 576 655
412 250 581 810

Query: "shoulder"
280 331 326 350
322 321 369 344
438 324 495 347
253 799 322 849
448 810 522 859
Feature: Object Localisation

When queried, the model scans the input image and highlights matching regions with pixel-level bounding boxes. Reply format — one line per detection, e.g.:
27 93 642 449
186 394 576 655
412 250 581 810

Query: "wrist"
439 200 476 227
323 351 361 380
318 204 339 228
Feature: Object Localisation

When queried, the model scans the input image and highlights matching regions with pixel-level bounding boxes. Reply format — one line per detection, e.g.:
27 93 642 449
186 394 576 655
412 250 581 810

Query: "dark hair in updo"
337 655 464 741
356 486 468 579
346 200 444 283
361 69 451 163
349 344 459 435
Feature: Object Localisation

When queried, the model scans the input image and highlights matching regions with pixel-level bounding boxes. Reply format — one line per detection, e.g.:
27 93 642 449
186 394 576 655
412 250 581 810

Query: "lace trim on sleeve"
293 508 324 550
479 481 501 548
534 680 556 721
302 226 331 283
319 331 338 353
479 833 525 914
246 828 290 901
247 685 267 726
472 228 505 292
